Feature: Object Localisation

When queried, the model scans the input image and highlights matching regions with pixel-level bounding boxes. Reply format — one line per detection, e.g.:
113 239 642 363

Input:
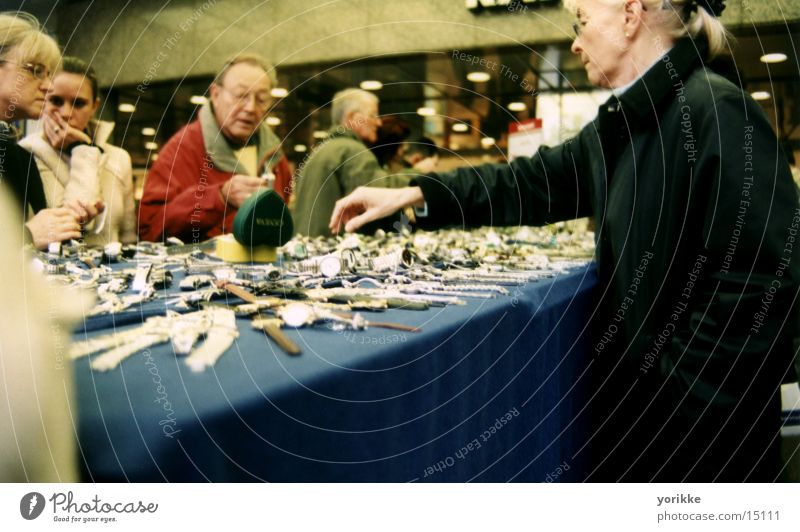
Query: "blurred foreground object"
0 187 92 481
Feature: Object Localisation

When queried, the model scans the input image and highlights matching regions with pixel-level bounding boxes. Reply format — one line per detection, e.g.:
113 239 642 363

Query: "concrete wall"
52 0 800 88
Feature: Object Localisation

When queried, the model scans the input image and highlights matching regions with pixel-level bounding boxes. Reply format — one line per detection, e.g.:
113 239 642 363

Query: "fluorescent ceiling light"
360 80 383 91
467 71 491 83
760 53 787 64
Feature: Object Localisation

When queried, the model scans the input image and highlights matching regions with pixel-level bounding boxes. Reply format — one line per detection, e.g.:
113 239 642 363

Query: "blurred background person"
20 56 136 247
138 53 291 243
370 114 410 174
0 11 91 250
292 88 395 237
402 136 439 174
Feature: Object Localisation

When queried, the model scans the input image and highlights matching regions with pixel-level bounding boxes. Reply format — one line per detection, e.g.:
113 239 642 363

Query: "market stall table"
75 262 598 482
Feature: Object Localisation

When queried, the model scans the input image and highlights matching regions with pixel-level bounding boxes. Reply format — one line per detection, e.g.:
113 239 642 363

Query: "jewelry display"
40 222 593 371
70 308 238 372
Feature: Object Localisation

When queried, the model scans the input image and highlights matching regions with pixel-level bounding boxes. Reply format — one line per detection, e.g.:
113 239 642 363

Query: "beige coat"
0 188 92 482
20 120 137 246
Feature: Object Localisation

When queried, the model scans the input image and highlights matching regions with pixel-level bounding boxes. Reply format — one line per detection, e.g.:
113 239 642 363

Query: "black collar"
614 37 708 119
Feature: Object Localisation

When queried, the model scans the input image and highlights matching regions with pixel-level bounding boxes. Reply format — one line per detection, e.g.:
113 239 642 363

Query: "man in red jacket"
138 53 292 243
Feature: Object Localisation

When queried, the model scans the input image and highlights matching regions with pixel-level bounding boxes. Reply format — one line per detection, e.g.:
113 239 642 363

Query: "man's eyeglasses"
217 84 272 110
0 60 50 80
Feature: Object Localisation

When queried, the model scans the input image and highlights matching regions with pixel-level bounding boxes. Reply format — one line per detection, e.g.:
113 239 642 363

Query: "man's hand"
64 198 105 225
25 208 82 250
220 174 264 208
329 186 425 234
43 112 92 151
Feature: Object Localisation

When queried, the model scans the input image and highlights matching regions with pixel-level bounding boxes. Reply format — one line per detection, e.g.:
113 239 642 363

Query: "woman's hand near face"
42 111 91 150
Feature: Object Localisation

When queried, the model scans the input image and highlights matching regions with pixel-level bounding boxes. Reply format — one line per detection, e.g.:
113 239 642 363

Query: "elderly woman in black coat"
329 0 799 481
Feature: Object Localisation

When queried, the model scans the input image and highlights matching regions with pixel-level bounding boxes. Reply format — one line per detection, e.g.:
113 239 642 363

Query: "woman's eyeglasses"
0 60 50 80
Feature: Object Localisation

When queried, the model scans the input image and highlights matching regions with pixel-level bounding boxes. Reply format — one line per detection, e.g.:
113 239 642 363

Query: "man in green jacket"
292 88 387 237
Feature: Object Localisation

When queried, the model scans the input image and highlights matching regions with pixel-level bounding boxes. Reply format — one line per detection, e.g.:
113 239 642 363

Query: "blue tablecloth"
75 263 598 482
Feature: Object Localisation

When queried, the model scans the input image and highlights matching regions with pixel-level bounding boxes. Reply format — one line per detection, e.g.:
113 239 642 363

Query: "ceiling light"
270 87 289 98
480 137 495 148
417 107 436 116
118 103 136 113
360 80 383 91
467 71 491 83
266 116 281 126
452 123 469 133
312 130 329 139
294 144 307 153
751 91 771 101
144 141 158 150
760 53 788 64
189 95 208 105
508 102 526 112
141 127 156 136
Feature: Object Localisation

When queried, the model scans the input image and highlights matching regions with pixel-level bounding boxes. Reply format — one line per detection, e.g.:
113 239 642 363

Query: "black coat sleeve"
410 132 593 229
0 135 47 216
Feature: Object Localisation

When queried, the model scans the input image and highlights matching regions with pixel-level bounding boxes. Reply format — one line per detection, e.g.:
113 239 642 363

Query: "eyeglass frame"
215 83 273 110
0 59 51 80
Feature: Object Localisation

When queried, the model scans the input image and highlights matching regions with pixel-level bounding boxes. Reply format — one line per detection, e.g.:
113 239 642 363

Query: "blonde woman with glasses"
0 11 102 249
0 11 84 483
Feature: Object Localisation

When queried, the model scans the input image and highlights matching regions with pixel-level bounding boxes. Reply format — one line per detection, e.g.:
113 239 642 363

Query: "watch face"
339 249 357 272
319 256 341 278
280 303 314 328
104 241 122 256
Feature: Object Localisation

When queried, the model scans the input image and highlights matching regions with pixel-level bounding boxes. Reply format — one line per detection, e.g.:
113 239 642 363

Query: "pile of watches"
40 222 595 370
